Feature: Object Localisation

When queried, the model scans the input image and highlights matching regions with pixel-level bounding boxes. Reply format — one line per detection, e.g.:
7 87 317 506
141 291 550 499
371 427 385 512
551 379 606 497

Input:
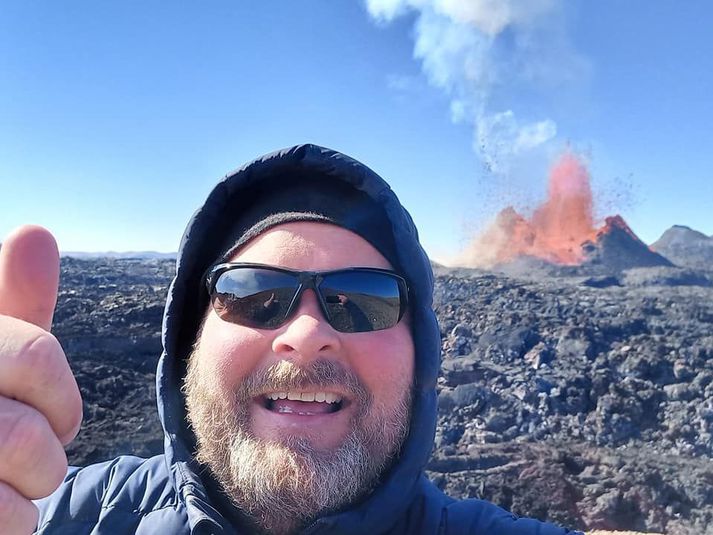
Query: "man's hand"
0 226 83 534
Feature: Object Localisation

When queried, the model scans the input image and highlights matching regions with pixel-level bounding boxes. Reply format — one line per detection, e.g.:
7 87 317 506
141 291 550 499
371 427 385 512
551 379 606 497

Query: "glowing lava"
459 150 601 267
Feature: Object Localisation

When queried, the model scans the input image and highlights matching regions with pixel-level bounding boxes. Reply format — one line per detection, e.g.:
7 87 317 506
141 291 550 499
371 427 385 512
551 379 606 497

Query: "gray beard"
183 350 412 535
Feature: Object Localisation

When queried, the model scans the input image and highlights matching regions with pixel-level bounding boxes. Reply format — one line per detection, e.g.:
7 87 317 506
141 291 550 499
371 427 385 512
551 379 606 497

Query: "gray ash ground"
55 257 713 534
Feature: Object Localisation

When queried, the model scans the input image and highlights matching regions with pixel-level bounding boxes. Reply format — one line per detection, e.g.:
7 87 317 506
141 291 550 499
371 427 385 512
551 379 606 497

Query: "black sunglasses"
204 262 409 333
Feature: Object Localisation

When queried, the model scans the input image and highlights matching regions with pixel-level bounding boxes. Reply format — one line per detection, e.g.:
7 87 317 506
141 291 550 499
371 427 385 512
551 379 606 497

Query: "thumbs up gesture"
0 226 83 534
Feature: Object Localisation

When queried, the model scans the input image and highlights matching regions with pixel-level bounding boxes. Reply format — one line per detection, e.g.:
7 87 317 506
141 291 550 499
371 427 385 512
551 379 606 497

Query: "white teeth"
265 391 342 403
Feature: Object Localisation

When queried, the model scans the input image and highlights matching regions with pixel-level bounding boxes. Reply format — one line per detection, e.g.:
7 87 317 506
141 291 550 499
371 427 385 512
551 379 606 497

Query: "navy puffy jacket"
35 145 583 534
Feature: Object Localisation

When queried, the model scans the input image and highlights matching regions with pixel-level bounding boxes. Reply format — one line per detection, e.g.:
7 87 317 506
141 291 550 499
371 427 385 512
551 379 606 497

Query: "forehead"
228 221 394 271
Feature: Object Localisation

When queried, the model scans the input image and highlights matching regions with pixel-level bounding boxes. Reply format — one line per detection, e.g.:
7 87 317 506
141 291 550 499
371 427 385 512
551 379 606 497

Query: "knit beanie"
216 175 401 271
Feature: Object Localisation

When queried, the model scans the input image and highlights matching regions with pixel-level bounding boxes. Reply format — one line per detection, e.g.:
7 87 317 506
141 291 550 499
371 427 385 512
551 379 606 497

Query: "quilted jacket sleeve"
33 456 184 535
34 463 113 534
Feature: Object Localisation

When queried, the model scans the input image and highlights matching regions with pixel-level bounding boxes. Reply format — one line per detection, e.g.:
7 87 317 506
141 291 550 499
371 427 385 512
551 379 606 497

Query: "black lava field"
55 248 713 534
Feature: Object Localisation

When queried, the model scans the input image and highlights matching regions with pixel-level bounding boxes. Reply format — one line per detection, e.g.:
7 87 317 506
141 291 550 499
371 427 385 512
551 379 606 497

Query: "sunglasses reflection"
214 290 284 326
324 292 398 332
213 289 400 333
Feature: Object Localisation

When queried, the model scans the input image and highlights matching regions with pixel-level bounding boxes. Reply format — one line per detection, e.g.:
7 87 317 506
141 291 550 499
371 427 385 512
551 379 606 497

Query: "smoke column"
365 0 585 176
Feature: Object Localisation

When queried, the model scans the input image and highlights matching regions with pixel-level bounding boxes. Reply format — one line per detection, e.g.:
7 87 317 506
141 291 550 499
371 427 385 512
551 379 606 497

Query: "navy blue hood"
157 144 442 532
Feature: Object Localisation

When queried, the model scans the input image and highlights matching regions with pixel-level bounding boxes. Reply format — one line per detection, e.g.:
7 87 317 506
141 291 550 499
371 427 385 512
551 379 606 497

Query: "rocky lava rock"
55 257 170 464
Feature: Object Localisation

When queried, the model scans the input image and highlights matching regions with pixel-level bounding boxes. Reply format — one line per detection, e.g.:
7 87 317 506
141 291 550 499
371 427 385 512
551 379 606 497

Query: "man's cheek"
201 338 264 385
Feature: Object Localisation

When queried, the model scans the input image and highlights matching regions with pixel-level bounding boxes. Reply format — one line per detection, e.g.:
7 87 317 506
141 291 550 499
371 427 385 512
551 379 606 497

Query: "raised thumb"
0 225 60 331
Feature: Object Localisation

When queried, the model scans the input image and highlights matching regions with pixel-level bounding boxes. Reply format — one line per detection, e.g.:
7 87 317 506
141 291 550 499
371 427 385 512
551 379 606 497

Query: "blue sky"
1 1 711 262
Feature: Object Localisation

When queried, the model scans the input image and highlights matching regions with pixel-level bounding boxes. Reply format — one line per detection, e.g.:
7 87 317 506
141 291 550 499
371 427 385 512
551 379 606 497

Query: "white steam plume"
366 0 582 175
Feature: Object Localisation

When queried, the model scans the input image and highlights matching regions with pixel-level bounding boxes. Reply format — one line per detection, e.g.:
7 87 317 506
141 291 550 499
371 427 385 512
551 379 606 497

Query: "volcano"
651 225 713 271
457 151 672 273
581 215 671 271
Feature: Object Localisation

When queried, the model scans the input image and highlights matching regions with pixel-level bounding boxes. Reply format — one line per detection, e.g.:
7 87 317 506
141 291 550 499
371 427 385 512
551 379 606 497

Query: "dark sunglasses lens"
211 268 296 328
321 272 402 332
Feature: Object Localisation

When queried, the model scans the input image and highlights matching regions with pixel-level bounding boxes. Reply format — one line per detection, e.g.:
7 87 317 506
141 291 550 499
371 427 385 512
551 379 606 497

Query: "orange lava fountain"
459 150 600 267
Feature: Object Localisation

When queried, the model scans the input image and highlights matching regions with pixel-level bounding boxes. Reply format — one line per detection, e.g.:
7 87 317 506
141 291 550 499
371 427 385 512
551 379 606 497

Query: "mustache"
235 359 371 405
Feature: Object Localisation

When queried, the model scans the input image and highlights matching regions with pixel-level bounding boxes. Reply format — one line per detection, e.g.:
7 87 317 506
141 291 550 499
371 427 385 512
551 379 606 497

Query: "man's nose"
271 289 342 358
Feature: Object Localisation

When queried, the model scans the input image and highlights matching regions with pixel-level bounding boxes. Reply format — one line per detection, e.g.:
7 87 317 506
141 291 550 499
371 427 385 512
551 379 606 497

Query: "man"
0 145 582 534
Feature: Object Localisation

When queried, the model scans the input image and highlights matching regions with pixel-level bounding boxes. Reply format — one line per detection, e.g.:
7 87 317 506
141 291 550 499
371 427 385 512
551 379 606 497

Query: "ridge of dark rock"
581 216 672 272
61 251 178 259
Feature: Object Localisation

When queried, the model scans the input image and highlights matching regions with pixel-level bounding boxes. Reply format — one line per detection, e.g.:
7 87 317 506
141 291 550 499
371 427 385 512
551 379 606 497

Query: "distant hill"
651 225 713 271
60 251 177 260
0 241 176 260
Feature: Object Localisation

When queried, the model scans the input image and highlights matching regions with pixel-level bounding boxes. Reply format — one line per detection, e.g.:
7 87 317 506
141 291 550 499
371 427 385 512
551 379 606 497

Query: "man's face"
183 222 415 534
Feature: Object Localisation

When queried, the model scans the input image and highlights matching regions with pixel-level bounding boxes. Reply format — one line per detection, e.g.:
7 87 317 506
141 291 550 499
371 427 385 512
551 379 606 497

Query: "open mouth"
259 391 346 416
